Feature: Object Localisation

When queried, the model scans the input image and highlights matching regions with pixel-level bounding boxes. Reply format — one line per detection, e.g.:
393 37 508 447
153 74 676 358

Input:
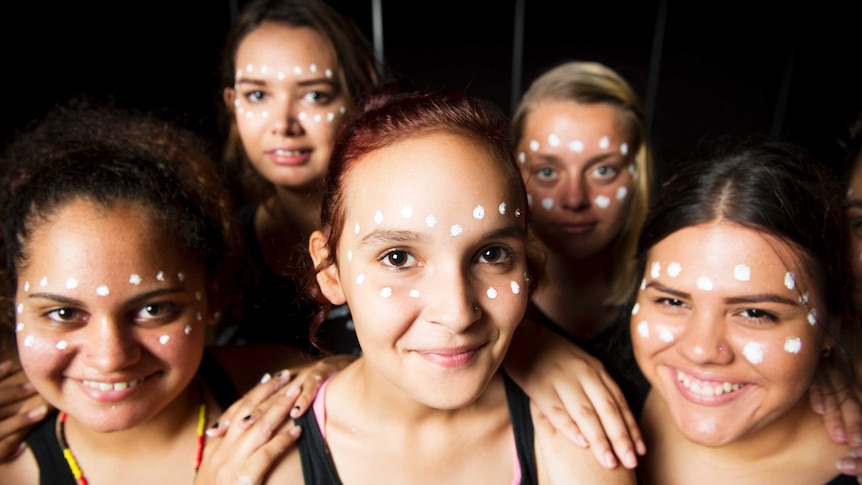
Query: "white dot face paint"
450 225 463 236
184 325 192 335
696 277 714 291
408 290 420 298
784 337 802 354
594 195 610 208
129 274 142 285
650 262 661 279
292 65 302 75
620 143 629 155
598 136 610 149
425 215 437 228
380 287 392 298
541 198 554 211
354 222 361 234
56 340 67 350
24 335 35 348
159 335 171 345
374 210 384 224
177 272 185 282
518 152 526 164
309 63 317 73
515 209 522 217
631 303 640 315
65 278 78 289
568 140 584 153
784 272 796 290
16 303 24 314
298 112 307 121
498 202 507 215
15 323 23 332
807 309 817 325
733 264 751 281
743 341 764 364
356 274 365 285
156 271 165 281
325 68 333 78
658 328 674 342
486 287 498 299
616 186 628 201
39 277 48 287
23 281 29 292
529 140 540 152
472 205 485 220
667 262 682 278
96 285 110 296
637 320 649 338
327 112 335 122
799 292 809 305
401 206 413 218
548 133 560 147
347 250 353 262
510 281 520 295
640 278 646 290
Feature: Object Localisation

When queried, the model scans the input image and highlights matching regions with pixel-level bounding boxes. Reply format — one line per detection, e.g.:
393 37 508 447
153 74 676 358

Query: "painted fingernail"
604 450 617 469
290 405 302 418
837 458 858 473
259 373 272 384
285 385 299 397
242 414 253 422
274 369 291 380
205 423 220 437
26 405 48 420
211 420 220 429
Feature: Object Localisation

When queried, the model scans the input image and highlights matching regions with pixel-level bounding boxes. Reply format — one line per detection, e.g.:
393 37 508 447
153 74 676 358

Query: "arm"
503 319 644 470
0 360 50 462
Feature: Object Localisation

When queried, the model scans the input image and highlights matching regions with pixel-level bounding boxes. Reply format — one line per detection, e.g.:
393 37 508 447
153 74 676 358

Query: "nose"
423 264 481 334
561 171 589 210
83 316 141 372
269 94 304 137
675 311 733 365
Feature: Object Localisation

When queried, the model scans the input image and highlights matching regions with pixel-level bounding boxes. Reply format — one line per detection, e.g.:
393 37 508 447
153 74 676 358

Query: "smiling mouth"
81 378 142 392
273 148 306 156
676 369 746 397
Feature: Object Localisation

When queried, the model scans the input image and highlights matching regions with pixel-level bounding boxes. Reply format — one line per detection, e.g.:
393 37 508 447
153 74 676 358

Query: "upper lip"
415 343 485 355
669 365 748 386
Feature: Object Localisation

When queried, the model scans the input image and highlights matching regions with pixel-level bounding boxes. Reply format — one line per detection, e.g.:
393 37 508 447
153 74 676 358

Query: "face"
845 154 862 305
517 101 634 259
632 221 825 447
226 22 347 191
313 132 530 410
15 199 209 433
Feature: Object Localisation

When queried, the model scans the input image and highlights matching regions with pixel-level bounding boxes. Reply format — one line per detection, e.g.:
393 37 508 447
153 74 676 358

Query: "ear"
223 87 236 110
309 230 346 305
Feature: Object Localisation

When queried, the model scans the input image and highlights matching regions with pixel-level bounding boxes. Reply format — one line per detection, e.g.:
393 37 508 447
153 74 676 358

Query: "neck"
270 186 322 237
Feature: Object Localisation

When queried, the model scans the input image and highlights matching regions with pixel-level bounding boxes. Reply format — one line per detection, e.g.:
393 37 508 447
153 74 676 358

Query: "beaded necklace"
55 380 207 485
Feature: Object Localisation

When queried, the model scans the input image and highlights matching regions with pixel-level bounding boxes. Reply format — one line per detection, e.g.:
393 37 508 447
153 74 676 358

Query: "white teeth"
676 370 741 397
82 379 141 391
274 149 303 156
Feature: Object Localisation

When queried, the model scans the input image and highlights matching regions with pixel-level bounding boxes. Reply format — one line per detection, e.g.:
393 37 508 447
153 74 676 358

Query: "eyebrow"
646 281 800 306
846 199 862 210
28 287 186 307
236 77 339 89
358 225 525 247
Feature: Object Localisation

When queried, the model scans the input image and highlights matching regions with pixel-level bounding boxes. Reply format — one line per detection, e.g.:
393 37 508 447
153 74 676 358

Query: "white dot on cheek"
594 195 610 208
356 274 365 285
518 152 526 165
743 342 764 364
486 287 498 299
510 281 520 294
16 323 23 332
159 335 171 345
184 325 192 335
807 309 817 325
696 277 713 291
23 335 35 348
637 320 649 338
616 186 628 201
354 222 361 234
23 281 29 292
56 340 67 350
541 198 554 211
473 205 485 219
667 262 681 278
347 250 353 262
409 289 420 298
631 303 640 315
658 328 674 342
784 272 796 290
65 278 78 289
380 287 392 298
16 303 23 314
327 112 335 122
733 264 751 281
784 337 802 354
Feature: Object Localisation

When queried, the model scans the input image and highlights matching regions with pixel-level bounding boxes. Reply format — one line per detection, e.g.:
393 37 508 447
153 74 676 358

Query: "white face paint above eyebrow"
616 186 628 201
799 292 809 305
401 206 413 218
620 143 629 155
23 335 35 347
39 277 48 287
408 289 420 298
159 335 171 345
65 278 78 289
529 140 540 152
541 198 554 211
743 341 764 364
354 222 361 234
56 340 67 350
696 277 714 291
807 309 817 325
23 281 29 292
486 287 498 299
568 140 584 153
667 262 682 278
733 264 751 281
594 195 610 208
650 262 661 279
658 328 674 342
450 225 463 236
292 66 302 75
598 136 610 149
784 337 802 354
16 303 23 314
637 320 649 337
184 325 192 335
784 272 796 290
356 274 365 285
425 215 437 228
548 133 561 147
498 203 507 215
374 210 383 224
380 287 392 298
518 152 526 164
129 274 142 285
510 281 521 294
325 68 333 78
631 303 640 315
309 63 317 73
96 286 110 296
15 323 23 332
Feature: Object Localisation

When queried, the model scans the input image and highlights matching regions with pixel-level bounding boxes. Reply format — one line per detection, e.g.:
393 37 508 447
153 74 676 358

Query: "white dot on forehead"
408 289 420 298
510 281 520 294
498 202 507 215
616 186 628 201
56 340 67 350
450 225 463 236
568 140 584 153
599 136 610 149
380 287 392 298
347 250 353 262
245 64 253 72
129 274 142 285
425 215 437 228
594 195 610 208
325 68 333 78
184 325 192 335
401 205 413 218
650 262 661 279
292 65 302 75
16 303 23 314
309 63 317 73
96 285 110 296
65 278 78 289
374 210 383 224
354 222 361 234
177 272 185 282
658 328 674 342
15 323 23 332
733 264 751 281
260 64 268 73
541 198 554 211
637 320 649 338
696 277 714 291
24 335 35 348
631 303 640 315
547 133 560 147
40 277 48 287
807 309 817 325
784 337 802 354
529 140 540 152
620 143 629 155
473 205 485 220
159 335 171 345
355 274 365 285
667 262 682 278
23 281 29 292
743 341 764 364
518 152 526 164
486 287 498 299
784 272 796 290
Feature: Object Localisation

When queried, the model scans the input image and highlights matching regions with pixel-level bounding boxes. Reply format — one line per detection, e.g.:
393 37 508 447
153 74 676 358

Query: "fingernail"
289 425 302 437
813 402 826 414
837 429 849 443
210 420 220 429
242 414 252 422
259 373 272 384
290 405 301 419
0 360 11 374
604 450 617 469
20 382 35 393
851 449 860 459
274 369 291 380
636 439 647 456
574 433 588 448
27 405 48 420
285 385 299 397
837 458 858 473
205 424 220 437
222 419 230 430
624 451 637 468
852 435 862 448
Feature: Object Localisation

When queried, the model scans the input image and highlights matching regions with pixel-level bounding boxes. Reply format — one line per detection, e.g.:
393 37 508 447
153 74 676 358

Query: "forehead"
342 132 521 225
235 22 337 73
523 101 626 143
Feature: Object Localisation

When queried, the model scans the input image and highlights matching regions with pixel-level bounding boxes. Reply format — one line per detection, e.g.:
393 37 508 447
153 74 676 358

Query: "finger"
0 382 39 410
598 371 646 457
0 402 49 442
0 361 15 380
0 430 31 463
222 393 296 458
810 379 828 415
840 390 862 450
232 424 302 485
818 387 849 445
834 453 862 476
289 373 324 419
207 370 292 438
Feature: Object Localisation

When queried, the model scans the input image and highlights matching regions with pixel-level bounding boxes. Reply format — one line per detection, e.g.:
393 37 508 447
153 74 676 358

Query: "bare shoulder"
262 442 305 483
207 343 312 394
0 447 40 484
532 402 635 485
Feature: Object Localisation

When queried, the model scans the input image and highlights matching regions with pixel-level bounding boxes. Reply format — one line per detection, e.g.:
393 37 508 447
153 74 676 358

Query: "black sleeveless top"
26 349 239 484
297 372 538 484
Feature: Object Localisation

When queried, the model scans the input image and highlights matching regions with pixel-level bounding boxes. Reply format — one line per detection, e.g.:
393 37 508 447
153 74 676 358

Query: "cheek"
728 331 820 372
16 330 70 382
630 304 680 363
851 238 862 283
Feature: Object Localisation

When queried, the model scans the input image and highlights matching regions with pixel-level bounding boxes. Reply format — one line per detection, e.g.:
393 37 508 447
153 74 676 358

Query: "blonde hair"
511 61 654 306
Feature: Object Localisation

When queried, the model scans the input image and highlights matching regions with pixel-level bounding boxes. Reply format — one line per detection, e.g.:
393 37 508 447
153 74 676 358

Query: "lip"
667 366 751 405
265 147 311 166
555 221 597 235
415 344 485 369
74 374 156 403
